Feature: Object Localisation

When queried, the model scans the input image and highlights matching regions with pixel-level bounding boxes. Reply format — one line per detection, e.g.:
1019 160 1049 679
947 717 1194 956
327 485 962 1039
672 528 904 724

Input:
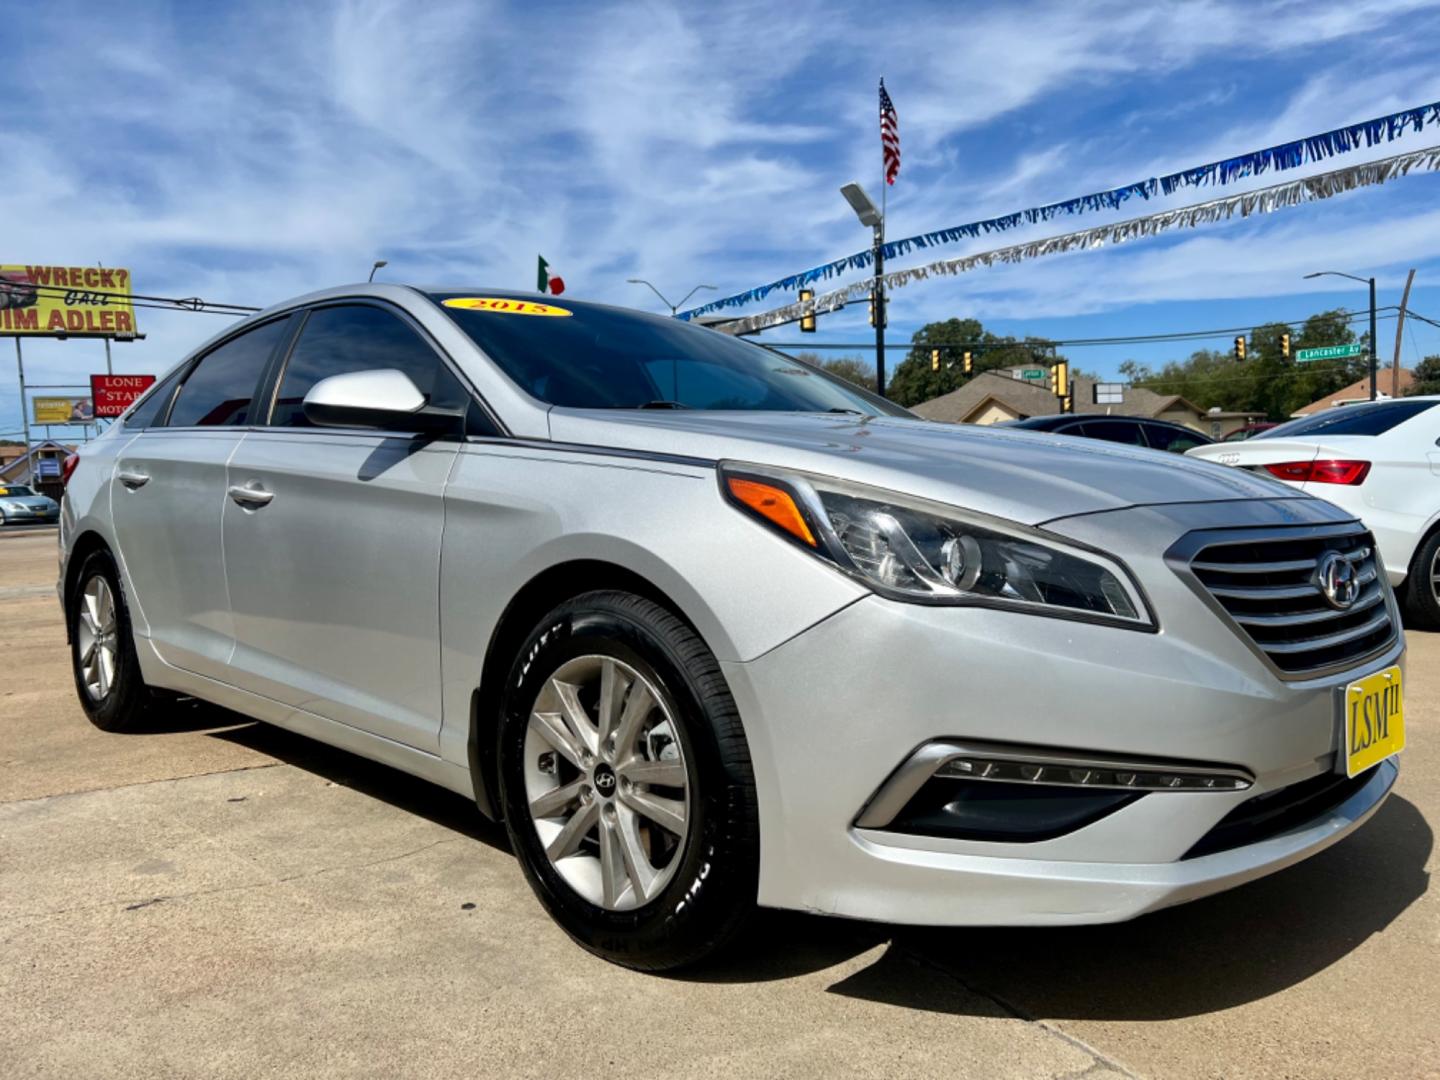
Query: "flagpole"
875 78 887 398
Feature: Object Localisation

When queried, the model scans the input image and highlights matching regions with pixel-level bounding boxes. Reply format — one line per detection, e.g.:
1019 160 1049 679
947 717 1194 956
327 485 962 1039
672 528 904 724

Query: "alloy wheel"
1431 546 1440 609
76 575 119 701
523 654 692 911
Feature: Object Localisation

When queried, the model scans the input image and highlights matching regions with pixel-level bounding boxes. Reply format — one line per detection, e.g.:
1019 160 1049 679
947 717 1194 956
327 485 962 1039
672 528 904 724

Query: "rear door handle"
117 469 150 489
227 482 274 508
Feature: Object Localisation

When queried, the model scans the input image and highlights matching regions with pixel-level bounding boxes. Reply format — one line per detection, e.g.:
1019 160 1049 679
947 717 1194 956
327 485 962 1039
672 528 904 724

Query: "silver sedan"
57 285 1405 969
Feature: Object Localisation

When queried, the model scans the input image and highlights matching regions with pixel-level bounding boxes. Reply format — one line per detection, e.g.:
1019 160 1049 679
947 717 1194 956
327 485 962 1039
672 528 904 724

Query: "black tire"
67 548 153 732
1403 530 1440 629
498 590 759 971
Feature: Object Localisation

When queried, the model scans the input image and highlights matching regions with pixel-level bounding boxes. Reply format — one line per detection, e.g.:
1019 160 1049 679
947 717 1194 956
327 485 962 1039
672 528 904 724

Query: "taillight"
1263 459 1370 485
61 452 80 488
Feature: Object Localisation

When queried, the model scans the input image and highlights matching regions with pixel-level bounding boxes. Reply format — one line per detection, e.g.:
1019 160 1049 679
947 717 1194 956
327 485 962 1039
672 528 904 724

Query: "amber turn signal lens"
726 477 816 547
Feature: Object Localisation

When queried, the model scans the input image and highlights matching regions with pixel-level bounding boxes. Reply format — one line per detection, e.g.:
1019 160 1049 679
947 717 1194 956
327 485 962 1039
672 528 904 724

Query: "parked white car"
1188 397 1440 624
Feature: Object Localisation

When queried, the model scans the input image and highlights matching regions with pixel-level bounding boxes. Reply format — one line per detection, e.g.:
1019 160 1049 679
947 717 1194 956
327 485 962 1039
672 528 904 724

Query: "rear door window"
1076 419 1147 446
122 371 182 429
1257 400 1440 439
269 304 469 428
166 318 292 427
1143 423 1207 453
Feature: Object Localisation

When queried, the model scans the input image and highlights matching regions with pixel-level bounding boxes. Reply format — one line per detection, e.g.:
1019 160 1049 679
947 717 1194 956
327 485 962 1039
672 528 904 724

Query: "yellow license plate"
1343 665 1405 777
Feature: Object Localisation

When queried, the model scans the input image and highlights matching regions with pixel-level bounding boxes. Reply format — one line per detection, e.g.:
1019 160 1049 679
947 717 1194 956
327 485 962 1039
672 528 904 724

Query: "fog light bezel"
856 739 1255 834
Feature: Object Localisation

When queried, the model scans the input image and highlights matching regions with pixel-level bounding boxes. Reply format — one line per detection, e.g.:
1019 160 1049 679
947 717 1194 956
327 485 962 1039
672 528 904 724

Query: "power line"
764 306 1413 352
0 281 259 318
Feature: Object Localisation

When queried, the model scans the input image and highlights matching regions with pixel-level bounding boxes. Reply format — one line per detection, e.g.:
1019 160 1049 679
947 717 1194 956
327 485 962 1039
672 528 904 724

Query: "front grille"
1182 525 1396 677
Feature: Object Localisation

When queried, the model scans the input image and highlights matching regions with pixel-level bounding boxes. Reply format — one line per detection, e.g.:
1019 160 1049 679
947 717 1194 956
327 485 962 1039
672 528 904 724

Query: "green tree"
819 355 876 390
1407 355 1440 396
790 351 878 392
886 318 1060 406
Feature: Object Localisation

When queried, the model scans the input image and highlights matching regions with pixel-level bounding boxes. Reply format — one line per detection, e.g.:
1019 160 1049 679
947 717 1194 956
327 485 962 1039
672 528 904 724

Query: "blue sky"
5 0 1440 438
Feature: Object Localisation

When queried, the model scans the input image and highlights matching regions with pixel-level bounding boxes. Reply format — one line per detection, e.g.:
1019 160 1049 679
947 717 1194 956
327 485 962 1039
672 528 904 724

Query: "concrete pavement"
1 530 1435 1079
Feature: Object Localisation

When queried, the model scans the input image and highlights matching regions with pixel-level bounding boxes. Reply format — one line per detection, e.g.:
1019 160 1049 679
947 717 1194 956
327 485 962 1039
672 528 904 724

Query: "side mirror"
302 369 464 435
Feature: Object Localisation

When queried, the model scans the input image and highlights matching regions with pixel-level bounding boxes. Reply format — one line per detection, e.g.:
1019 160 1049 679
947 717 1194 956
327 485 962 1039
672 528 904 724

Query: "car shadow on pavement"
133 697 514 854
827 794 1431 1021
677 795 1430 1021
214 719 512 854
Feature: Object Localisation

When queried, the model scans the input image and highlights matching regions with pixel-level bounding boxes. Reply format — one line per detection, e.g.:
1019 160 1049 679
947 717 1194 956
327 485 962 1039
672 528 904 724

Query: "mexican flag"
537 256 565 296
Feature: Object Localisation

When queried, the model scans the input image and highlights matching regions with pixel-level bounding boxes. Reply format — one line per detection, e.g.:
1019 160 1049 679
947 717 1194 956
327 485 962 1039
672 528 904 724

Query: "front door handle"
117 469 150 489
227 482 274 508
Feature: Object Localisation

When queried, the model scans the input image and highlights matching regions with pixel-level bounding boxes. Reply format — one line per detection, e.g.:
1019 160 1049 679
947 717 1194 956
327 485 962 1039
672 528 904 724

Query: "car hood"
547 410 1300 525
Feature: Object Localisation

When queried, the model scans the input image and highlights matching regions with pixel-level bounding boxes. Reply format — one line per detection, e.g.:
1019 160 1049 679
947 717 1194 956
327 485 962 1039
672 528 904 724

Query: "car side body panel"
435 442 869 770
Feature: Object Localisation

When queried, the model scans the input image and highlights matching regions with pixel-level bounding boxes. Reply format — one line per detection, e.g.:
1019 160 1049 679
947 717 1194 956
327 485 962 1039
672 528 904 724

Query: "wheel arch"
61 530 115 641
468 559 708 821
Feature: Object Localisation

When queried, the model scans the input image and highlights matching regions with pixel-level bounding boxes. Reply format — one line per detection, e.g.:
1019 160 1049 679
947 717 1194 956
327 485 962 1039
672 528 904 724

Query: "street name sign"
1295 343 1364 363
1019 368 1046 380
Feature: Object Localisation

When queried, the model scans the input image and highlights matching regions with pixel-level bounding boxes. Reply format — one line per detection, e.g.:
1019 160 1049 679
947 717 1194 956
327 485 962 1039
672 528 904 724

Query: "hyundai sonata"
59 285 1405 969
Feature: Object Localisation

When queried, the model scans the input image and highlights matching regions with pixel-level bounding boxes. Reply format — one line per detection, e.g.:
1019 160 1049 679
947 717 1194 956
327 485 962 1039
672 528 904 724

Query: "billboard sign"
32 396 94 425
0 264 137 338
90 374 157 418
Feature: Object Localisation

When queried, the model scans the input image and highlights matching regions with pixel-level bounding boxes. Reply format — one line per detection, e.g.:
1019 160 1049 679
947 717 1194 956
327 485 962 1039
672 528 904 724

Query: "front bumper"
723 500 1403 926
1 505 59 523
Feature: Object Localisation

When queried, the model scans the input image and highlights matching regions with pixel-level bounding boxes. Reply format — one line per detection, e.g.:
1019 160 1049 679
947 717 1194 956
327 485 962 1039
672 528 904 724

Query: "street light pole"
1303 269 1379 400
626 279 717 317
873 219 886 398
839 182 887 398
1368 276 1378 401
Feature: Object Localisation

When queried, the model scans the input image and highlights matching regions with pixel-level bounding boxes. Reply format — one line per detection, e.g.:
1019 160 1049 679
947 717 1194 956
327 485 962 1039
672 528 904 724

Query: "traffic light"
931 348 941 372
799 288 815 333
867 289 886 329
1280 331 1291 359
1234 335 1247 361
1051 360 1070 400
963 350 973 375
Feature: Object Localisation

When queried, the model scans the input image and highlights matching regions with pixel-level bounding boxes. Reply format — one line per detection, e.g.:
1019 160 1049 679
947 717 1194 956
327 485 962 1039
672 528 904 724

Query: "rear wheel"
1402 530 1440 629
498 590 759 971
68 549 153 731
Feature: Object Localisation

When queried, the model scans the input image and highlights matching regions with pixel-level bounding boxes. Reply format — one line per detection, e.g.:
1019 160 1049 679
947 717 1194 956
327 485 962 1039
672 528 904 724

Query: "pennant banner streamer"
711 145 1440 336
680 100 1440 321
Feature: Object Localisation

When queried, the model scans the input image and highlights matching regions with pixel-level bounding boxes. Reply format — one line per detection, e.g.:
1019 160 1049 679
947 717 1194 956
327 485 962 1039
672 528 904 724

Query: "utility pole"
15 337 32 463
1392 268 1416 398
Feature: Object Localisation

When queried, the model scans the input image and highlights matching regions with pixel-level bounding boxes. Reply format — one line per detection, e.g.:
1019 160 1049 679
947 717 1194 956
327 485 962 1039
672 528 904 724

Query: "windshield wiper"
825 408 865 415
636 400 691 409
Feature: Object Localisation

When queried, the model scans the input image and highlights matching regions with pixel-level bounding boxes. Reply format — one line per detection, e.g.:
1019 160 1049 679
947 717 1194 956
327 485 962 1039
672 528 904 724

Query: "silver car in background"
58 285 1405 970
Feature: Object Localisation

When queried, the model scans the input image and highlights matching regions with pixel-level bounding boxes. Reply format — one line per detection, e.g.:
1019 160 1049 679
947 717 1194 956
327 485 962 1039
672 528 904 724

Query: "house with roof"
910 368 1265 438
1291 368 1412 416
0 441 77 501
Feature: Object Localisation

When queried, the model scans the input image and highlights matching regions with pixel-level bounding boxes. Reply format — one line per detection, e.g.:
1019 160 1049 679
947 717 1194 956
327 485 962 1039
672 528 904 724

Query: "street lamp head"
840 182 883 228
368 260 388 283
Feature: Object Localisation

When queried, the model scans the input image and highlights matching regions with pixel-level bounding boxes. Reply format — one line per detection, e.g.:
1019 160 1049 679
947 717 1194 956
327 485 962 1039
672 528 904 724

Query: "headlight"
721 464 1153 629
0 501 22 512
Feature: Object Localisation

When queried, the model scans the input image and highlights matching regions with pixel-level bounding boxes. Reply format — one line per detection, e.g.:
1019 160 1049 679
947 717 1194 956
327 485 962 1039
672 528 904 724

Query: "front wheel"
498 590 759 971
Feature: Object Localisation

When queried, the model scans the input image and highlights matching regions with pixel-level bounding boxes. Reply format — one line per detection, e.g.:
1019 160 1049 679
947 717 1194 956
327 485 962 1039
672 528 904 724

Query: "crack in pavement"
0 760 286 806
1 837 466 924
895 941 1141 1080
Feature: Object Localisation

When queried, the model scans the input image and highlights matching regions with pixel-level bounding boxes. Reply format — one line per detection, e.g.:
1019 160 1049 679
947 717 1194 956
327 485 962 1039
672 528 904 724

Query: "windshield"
428 292 906 416
0 485 36 497
1256 399 1439 440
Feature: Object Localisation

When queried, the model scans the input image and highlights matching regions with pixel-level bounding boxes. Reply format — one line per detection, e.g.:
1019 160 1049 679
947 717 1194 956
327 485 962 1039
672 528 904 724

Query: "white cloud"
3 0 1440 432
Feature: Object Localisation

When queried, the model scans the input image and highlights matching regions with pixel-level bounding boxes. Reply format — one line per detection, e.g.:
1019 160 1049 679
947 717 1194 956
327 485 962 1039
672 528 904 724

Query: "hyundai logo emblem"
1316 551 1360 610
592 763 617 795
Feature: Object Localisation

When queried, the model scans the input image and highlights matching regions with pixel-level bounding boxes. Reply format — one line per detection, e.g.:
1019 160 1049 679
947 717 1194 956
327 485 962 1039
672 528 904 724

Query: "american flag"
879 79 900 185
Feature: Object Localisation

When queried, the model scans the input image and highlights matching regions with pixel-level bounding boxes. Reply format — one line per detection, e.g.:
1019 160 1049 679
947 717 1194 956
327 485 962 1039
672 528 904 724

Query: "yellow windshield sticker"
443 297 572 317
